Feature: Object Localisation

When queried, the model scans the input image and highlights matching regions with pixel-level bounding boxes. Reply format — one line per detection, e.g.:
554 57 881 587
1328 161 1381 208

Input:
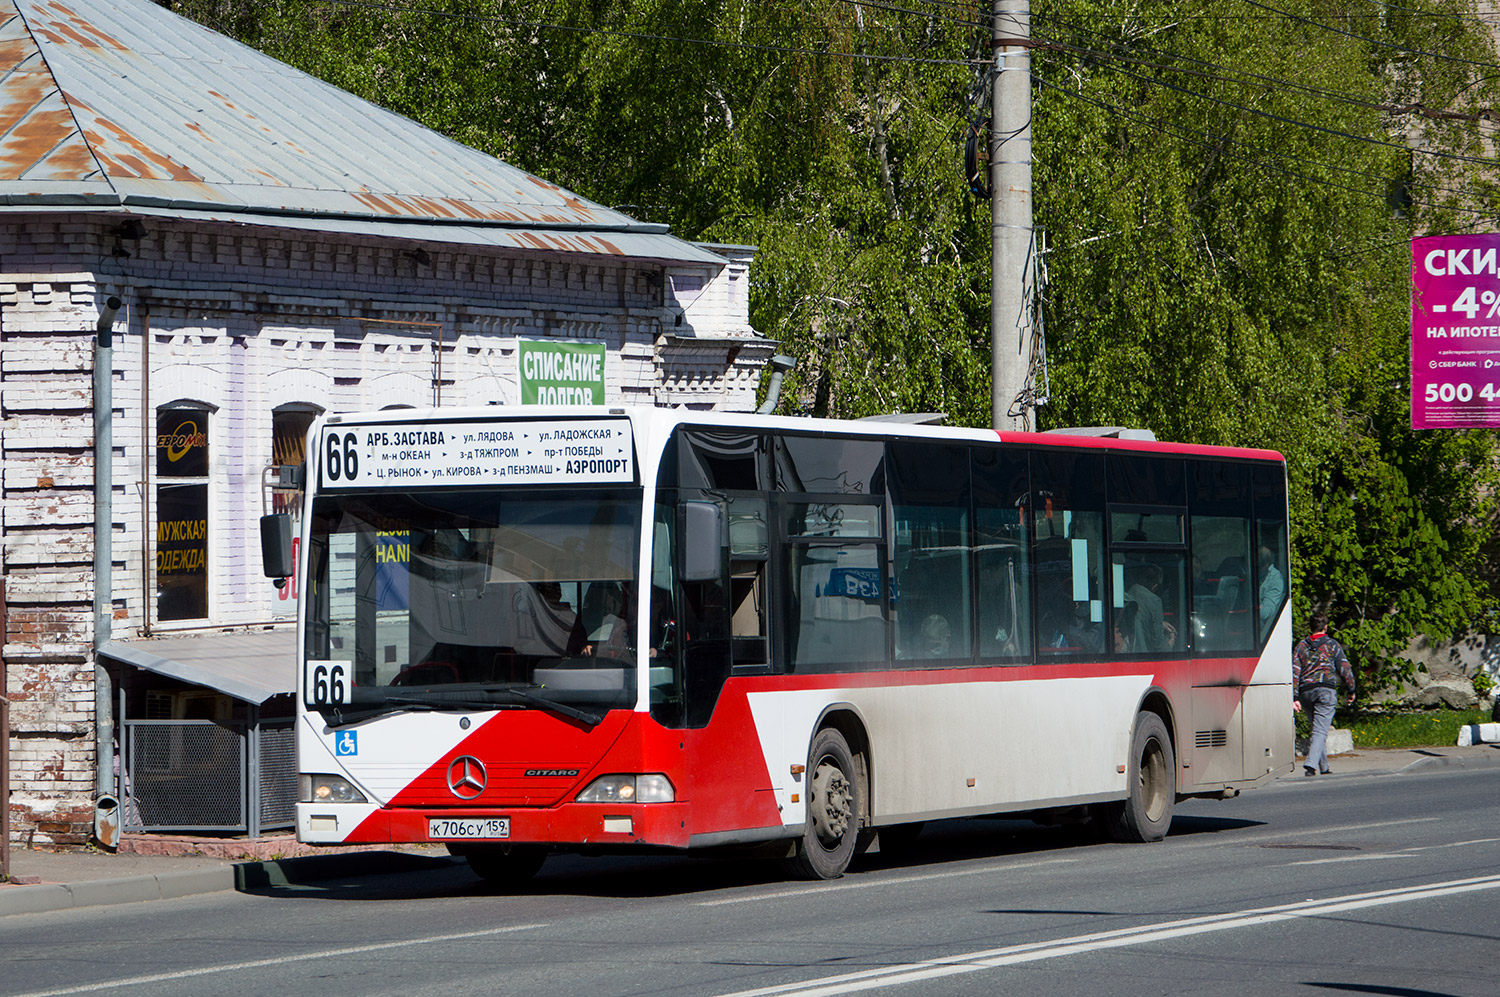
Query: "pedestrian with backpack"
1293 611 1357 776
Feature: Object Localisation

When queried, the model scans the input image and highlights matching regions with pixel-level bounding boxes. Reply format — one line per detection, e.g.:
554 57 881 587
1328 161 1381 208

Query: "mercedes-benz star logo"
446 756 487 800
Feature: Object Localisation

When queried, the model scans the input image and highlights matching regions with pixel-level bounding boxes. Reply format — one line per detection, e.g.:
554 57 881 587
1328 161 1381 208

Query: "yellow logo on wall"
158 420 207 463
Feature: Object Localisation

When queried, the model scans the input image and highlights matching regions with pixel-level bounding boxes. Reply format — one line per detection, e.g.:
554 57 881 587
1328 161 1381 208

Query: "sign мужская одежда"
1411 235 1500 429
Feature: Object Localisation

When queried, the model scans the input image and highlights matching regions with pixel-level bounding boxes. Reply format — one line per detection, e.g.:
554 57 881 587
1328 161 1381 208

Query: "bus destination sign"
318 418 635 489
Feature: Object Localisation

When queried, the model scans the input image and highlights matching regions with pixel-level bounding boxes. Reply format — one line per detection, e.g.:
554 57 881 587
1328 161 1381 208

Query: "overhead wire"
1030 11 1490 120
289 0 1495 219
911 0 1500 20
305 0 984 66
1023 12 1498 209
1234 0 1500 71
1030 73 1498 332
1038 37 1497 167
1031 72 1497 234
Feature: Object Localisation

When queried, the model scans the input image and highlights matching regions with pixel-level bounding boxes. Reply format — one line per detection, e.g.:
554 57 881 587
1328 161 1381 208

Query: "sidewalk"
1279 740 1500 780
4 743 1498 918
0 834 455 918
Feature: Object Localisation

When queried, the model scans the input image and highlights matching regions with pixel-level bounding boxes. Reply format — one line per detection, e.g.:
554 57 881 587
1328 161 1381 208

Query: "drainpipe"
139 303 151 636
94 297 121 800
756 354 797 415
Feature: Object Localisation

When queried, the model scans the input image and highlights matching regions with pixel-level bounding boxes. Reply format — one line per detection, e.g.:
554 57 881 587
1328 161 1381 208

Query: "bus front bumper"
297 801 692 849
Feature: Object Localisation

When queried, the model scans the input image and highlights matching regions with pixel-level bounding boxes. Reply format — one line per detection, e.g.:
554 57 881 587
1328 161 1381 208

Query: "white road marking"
1286 835 1500 866
10 922 548 997
713 874 1500 997
705 817 1460 907
1296 816 1440 835
697 857 1080 907
1286 854 1420 866
1407 836 1500 851
1169 815 1440 854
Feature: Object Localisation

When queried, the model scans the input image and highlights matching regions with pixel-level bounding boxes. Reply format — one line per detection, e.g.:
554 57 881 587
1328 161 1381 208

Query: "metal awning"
100 630 295 705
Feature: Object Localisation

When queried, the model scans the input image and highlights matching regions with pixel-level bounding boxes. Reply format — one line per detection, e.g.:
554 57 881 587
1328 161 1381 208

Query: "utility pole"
991 0 1035 431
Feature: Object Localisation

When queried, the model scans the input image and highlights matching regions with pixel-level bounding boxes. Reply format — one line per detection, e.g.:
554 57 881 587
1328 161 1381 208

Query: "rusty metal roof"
0 0 723 264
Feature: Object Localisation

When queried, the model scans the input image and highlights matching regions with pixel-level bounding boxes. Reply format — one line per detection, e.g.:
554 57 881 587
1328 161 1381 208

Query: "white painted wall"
0 214 772 844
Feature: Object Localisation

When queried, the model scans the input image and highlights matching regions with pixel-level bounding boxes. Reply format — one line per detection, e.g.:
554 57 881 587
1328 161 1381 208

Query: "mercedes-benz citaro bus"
259 405 1293 885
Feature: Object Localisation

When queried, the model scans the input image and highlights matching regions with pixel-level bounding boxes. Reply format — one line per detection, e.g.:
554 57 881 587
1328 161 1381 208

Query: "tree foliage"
163 0 1500 690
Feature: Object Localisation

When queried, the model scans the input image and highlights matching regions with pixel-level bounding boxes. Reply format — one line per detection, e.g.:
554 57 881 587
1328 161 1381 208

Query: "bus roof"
318 405 1286 465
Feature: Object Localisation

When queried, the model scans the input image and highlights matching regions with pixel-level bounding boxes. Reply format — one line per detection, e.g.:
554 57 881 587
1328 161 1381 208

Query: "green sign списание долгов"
519 338 606 405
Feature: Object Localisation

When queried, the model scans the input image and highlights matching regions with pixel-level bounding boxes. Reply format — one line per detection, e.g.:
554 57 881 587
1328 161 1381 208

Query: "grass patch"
1339 708 1491 749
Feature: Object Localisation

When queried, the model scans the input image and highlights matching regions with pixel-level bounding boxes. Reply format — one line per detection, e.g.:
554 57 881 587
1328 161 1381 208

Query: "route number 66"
325 432 360 481
306 660 351 706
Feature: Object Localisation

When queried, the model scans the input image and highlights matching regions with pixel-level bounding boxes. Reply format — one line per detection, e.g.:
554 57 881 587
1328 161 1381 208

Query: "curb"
1 850 457 919
1398 747 1500 774
0 867 235 918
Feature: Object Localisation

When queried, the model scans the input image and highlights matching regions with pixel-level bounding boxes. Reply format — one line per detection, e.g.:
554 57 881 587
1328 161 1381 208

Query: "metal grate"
1195 729 1229 748
125 721 244 831
257 722 297 830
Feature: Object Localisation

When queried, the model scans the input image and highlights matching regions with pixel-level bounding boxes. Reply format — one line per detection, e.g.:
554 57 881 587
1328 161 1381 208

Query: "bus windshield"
305 487 642 722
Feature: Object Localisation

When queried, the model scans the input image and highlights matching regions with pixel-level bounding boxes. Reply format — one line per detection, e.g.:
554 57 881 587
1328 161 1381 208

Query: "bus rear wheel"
1100 712 1175 843
452 843 547 887
786 728 862 880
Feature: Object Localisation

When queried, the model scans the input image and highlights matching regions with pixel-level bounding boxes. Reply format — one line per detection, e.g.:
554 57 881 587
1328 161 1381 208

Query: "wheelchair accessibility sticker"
335 731 358 756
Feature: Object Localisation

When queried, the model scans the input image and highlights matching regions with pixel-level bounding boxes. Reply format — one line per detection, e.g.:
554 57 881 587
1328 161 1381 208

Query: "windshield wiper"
325 689 603 727
491 686 604 726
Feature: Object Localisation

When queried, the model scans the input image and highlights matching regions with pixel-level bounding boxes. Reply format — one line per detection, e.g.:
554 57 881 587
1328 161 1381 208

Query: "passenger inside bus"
919 614 951 658
573 581 634 659
1113 602 1139 653
1124 562 1176 652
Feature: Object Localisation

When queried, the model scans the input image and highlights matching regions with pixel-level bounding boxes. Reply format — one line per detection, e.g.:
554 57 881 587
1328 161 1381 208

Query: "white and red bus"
265 406 1293 882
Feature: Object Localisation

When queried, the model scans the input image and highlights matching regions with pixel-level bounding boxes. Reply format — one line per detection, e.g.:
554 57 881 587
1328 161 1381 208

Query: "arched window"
272 403 322 515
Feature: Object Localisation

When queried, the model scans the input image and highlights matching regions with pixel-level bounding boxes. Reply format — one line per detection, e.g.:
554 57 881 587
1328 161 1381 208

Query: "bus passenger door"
1185 463 1255 787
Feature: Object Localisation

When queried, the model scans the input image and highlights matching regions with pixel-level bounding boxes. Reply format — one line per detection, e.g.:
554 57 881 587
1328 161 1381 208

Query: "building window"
271 405 319 515
156 403 211 622
270 405 322 614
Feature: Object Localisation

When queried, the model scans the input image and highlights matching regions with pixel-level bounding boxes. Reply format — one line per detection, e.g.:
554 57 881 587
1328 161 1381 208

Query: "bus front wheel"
452 843 547 887
786 728 862 880
1100 712 1175 843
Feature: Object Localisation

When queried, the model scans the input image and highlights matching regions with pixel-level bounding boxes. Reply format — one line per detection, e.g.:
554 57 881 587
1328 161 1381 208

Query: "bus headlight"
576 774 674 804
300 773 367 804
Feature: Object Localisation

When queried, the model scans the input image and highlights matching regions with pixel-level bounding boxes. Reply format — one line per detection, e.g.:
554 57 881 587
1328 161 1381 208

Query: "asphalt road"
3 766 1497 997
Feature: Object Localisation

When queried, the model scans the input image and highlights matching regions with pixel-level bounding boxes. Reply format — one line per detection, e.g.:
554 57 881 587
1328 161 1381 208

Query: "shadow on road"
1306 983 1466 997
234 810 1266 905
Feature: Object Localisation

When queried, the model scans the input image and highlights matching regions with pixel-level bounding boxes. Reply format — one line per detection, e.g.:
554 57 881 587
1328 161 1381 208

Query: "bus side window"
889 442 971 664
1032 450 1106 655
648 500 684 727
1189 462 1252 652
727 496 769 667
973 446 1032 662
782 499 886 672
1252 465 1289 643
1107 455 1188 655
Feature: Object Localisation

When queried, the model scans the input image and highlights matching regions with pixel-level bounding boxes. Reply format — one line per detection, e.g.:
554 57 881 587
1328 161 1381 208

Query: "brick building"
1 0 770 846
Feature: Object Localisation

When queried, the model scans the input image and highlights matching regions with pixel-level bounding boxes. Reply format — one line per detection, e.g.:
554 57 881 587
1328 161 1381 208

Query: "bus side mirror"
260 514 295 581
679 501 724 582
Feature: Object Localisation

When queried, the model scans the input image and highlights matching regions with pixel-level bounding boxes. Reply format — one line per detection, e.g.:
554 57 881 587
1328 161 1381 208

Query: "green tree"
163 0 1500 691
1030 1 1500 689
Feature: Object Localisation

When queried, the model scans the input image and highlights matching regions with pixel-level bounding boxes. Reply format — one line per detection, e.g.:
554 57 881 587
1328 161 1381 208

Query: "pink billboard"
1411 235 1500 429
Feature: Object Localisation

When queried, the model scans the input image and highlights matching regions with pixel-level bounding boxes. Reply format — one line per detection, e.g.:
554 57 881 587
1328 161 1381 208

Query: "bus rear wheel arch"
786 726 864 880
1097 710 1176 843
